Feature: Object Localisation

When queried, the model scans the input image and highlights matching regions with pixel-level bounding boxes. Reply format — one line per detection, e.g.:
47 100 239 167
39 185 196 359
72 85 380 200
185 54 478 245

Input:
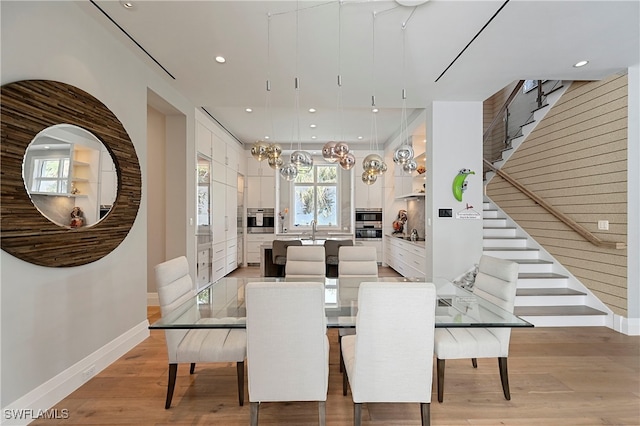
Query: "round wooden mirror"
1 80 141 267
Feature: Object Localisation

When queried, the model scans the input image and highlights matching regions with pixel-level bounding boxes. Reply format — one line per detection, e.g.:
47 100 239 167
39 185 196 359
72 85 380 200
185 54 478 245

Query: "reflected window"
30 157 70 193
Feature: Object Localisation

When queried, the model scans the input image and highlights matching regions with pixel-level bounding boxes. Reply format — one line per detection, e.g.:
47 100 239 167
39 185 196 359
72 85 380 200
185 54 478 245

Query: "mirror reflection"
22 124 118 228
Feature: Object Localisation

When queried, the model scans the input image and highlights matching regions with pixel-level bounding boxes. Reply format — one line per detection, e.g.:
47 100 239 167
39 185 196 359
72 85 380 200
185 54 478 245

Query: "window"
30 157 70 194
292 164 339 228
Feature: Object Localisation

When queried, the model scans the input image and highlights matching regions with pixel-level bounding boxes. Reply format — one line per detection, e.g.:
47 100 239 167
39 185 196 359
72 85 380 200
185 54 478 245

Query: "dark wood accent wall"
1 80 141 267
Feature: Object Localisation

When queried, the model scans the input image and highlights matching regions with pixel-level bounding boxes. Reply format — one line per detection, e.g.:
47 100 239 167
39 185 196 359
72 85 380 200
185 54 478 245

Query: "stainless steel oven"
247 208 275 234
355 208 382 240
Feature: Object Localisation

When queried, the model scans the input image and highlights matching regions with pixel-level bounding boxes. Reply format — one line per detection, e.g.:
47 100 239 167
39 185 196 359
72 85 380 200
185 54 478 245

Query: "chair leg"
343 368 348 396
339 335 343 373
190 363 196 374
165 363 177 409
354 403 362 426
498 357 511 400
237 361 245 406
437 358 445 403
420 402 430 426
318 401 326 426
249 402 259 426
471 358 477 368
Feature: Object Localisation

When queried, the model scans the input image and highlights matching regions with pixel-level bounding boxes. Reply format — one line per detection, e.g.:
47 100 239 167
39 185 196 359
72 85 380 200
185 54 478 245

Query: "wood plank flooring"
31 267 640 425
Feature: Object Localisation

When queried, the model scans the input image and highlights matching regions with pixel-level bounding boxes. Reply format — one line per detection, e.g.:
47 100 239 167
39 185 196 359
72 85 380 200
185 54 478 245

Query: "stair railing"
484 160 626 250
483 80 563 178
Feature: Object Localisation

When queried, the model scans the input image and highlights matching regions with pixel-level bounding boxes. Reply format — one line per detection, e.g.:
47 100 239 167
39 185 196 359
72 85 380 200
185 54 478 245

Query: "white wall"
426 102 484 282
626 64 640 332
147 106 167 293
0 1 194 412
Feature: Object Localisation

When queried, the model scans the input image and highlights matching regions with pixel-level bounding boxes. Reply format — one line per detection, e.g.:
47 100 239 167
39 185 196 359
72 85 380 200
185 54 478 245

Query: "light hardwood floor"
32 266 639 425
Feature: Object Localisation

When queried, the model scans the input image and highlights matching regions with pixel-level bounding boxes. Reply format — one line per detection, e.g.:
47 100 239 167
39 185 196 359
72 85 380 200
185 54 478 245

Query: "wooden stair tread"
515 305 607 316
518 272 568 279
484 247 539 251
517 288 585 297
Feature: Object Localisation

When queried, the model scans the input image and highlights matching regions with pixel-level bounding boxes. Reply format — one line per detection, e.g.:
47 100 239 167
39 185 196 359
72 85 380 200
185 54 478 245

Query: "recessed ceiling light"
215 56 226 64
44 145 50 149
245 108 252 113
264 136 270 140
310 124 317 128
308 108 316 113
357 136 364 140
574 60 589 68
311 136 317 139
372 108 379 113
120 1 135 9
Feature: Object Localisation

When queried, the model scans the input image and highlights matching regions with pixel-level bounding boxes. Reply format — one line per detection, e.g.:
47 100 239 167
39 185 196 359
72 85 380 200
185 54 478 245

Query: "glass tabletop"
149 277 533 329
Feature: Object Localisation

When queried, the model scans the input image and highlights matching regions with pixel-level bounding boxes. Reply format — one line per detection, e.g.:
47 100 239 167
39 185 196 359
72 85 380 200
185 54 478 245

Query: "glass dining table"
149 277 533 330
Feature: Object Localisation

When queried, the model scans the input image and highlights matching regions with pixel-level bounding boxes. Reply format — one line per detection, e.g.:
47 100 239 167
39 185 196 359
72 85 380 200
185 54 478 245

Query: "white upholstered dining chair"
434 255 519 402
338 245 378 277
246 282 329 425
341 282 437 426
337 245 379 371
155 256 247 408
285 245 326 278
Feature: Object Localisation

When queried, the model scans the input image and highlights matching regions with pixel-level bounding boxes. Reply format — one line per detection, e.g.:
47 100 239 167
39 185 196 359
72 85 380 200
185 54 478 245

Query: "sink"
396 235 425 241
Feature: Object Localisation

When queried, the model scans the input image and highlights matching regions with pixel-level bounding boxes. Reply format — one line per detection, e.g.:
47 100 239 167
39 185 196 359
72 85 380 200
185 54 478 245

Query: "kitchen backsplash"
406 198 425 239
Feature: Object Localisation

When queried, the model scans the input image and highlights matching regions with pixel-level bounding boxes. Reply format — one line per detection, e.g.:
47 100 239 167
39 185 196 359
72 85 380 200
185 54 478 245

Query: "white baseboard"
147 292 159 306
612 315 640 336
1 320 150 426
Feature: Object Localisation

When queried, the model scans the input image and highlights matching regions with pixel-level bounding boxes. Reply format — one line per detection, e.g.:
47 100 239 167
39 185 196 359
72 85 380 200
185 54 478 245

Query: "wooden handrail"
484 160 626 250
483 80 525 142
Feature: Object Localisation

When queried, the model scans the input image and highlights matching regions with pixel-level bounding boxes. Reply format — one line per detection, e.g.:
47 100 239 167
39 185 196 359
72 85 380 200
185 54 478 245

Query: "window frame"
291 163 340 230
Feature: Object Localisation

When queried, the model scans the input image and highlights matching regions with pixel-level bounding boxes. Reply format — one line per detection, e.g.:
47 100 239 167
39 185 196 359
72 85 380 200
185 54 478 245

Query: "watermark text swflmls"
4 409 69 420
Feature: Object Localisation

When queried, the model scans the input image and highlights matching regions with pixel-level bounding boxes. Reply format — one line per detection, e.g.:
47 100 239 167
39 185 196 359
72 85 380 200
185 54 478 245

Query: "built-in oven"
247 208 275 234
355 208 382 241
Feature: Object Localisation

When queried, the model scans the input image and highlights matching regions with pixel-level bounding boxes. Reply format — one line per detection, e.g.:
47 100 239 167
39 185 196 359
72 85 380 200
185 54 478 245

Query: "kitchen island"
260 233 354 277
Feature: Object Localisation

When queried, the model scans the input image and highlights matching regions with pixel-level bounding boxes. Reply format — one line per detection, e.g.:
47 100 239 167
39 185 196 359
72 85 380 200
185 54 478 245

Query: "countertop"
386 233 426 247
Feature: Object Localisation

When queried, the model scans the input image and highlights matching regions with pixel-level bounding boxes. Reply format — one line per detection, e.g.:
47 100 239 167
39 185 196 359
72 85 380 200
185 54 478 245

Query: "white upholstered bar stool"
434 255 519 402
341 282 437 426
285 245 326 278
246 282 329 425
155 256 247 408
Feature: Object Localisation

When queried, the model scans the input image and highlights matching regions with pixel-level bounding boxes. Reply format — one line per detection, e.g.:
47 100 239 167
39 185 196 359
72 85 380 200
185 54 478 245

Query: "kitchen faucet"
311 219 317 241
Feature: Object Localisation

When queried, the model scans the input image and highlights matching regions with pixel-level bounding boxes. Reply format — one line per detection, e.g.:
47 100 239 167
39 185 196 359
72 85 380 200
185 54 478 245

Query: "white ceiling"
84 0 639 150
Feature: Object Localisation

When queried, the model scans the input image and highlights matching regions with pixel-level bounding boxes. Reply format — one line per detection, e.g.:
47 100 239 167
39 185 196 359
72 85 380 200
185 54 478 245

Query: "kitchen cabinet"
246 175 275 208
385 235 426 278
246 233 275 264
196 111 239 278
356 240 383 263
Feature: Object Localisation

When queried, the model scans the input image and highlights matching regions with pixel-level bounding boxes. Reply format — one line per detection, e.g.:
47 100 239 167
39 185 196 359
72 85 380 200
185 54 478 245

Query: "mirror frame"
1 80 142 267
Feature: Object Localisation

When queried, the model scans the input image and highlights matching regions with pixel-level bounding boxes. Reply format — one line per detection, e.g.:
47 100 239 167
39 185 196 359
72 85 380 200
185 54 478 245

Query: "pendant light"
282 2 312 180
252 13 282 169
361 10 387 184
393 23 415 168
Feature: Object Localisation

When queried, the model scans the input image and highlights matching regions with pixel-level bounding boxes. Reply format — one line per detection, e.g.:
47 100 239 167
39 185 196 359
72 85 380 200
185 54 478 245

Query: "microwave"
355 208 382 223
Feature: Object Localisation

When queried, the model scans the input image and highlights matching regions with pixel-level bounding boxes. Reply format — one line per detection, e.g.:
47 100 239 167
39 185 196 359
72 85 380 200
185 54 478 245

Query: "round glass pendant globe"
362 171 377 185
251 141 269 161
267 143 282 158
339 152 356 170
322 142 338 163
268 155 284 169
280 162 298 181
334 142 350 158
403 159 418 173
393 145 414 164
363 153 384 173
291 150 313 171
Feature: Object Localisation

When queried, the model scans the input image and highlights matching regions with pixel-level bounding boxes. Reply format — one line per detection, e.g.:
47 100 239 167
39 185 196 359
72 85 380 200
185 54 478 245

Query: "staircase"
483 199 610 327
